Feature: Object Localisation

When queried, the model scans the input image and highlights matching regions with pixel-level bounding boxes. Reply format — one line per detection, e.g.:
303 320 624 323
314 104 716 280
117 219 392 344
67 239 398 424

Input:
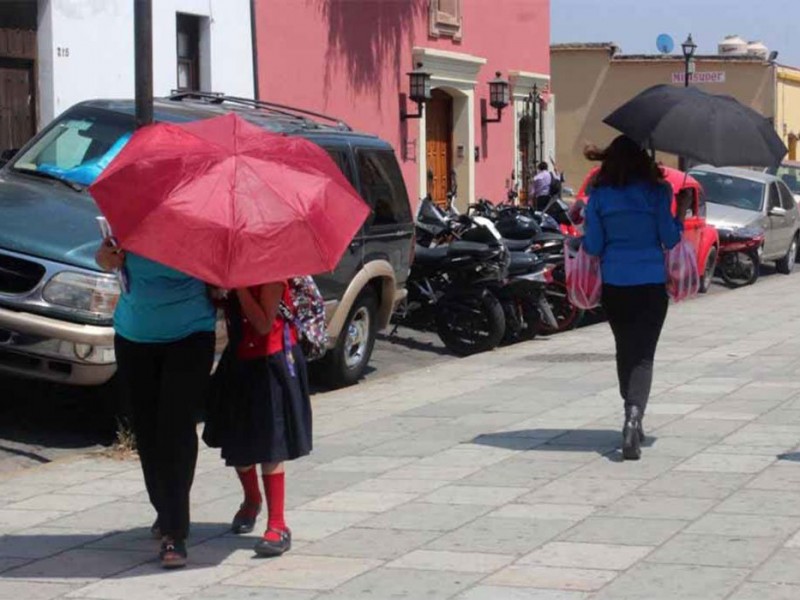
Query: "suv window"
323 147 355 186
356 150 411 226
778 181 796 210
12 111 133 186
768 183 782 211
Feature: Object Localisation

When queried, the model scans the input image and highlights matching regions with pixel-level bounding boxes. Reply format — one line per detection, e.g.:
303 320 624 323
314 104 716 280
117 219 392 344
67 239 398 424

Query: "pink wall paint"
255 0 549 205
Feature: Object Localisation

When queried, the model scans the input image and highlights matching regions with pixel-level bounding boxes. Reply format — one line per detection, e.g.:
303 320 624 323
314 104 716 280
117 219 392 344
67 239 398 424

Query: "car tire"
699 246 717 293
776 235 798 275
318 287 378 389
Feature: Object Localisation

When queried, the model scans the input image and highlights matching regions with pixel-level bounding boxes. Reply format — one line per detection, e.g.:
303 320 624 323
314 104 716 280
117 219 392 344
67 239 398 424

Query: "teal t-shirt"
114 253 216 343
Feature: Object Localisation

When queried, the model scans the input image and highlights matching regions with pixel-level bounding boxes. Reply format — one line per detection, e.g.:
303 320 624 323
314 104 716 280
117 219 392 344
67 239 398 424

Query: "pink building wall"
254 0 550 206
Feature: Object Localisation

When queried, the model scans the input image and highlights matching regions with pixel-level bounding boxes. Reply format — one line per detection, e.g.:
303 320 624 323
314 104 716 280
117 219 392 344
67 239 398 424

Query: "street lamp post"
679 34 697 170
682 34 697 88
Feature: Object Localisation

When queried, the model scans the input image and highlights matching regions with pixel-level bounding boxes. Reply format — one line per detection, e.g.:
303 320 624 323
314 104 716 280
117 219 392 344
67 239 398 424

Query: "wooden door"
0 60 35 151
426 89 453 207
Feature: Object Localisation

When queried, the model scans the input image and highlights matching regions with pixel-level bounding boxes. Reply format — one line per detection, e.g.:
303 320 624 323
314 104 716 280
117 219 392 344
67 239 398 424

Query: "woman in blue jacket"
583 136 690 460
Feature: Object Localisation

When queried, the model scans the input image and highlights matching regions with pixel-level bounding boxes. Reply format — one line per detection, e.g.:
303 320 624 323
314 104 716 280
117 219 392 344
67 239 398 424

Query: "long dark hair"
584 135 665 188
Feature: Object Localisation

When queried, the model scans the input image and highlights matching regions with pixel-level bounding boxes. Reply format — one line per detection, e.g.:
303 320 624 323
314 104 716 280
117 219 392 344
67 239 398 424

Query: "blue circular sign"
657 34 675 54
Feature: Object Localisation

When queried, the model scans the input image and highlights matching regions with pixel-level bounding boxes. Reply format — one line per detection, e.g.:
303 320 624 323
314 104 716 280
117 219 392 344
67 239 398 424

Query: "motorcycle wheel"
698 246 717 294
538 282 583 335
720 252 759 287
501 295 539 345
436 291 505 356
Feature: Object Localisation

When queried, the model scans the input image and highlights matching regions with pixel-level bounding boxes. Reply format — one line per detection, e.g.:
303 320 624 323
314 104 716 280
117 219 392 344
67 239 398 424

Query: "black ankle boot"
622 406 643 461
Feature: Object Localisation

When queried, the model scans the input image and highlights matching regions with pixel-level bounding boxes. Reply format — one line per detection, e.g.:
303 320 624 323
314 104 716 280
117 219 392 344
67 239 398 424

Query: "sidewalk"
3 275 800 599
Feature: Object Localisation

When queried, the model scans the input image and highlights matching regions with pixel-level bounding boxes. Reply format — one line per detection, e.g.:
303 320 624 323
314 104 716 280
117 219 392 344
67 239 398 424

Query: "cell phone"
96 216 114 244
95 216 129 293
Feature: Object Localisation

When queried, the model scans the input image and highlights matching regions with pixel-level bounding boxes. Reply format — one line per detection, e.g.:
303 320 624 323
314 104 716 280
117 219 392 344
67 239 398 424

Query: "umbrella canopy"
89 113 371 288
603 84 787 168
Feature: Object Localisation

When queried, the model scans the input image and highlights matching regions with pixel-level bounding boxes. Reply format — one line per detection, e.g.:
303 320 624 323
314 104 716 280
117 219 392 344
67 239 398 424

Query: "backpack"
279 276 328 360
548 172 562 197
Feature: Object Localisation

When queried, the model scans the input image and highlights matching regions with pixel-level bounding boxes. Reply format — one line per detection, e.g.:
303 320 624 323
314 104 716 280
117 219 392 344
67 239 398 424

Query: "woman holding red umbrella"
95 244 216 568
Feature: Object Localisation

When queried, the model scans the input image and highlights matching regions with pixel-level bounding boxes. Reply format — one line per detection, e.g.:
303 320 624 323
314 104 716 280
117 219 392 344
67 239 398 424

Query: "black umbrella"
603 84 787 168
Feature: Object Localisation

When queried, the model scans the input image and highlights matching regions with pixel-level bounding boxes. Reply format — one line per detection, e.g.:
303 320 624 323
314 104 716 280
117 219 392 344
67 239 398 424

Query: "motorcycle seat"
530 231 565 244
508 252 547 276
502 238 532 252
448 240 498 259
413 245 449 266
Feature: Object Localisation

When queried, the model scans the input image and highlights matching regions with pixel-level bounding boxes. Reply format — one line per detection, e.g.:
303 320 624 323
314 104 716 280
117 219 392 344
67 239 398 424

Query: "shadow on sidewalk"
0 522 254 579
777 452 800 462
471 429 657 462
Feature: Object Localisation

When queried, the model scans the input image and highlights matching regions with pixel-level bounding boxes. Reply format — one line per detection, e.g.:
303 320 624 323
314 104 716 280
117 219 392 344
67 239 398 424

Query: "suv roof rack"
166 91 353 131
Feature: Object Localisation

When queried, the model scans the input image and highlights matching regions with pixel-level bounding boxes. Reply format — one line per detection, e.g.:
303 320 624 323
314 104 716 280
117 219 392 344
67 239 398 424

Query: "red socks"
262 471 287 541
236 467 262 516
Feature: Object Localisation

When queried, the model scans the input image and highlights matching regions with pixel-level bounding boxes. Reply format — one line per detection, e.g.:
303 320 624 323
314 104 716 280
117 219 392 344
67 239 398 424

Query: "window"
356 151 411 226
778 181 796 210
777 165 800 194
689 171 765 212
12 110 133 186
323 148 355 186
768 183 781 211
429 0 462 40
176 14 201 91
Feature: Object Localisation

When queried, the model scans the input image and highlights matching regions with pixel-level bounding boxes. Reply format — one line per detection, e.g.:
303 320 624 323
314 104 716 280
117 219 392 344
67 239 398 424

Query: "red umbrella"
89 113 370 288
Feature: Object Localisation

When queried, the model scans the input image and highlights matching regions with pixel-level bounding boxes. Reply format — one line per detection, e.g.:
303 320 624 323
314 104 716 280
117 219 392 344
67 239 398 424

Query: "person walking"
530 162 554 211
582 135 690 460
95 244 216 568
206 282 312 557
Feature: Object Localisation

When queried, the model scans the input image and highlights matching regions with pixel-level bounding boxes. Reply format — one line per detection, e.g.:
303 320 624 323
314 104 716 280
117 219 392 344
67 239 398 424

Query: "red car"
576 166 719 293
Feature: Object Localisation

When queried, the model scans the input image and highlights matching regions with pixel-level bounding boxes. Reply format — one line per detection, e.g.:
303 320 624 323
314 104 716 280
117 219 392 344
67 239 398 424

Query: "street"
1 264 800 598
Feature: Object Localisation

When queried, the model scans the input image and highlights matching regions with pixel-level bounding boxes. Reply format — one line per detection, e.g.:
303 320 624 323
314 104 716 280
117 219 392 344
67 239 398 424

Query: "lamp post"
682 34 697 88
399 63 432 121
481 72 510 124
679 34 697 170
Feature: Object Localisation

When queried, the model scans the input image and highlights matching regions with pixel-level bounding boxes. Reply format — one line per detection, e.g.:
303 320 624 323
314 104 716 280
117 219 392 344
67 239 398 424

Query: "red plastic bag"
565 239 602 310
665 237 700 302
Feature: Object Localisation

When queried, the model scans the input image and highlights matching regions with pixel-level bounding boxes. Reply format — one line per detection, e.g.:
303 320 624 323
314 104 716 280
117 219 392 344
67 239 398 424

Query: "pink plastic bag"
665 237 700 302
565 239 602 310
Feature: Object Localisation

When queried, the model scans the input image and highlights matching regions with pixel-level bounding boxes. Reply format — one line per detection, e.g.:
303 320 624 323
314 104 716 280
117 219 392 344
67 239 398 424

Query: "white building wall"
37 0 254 126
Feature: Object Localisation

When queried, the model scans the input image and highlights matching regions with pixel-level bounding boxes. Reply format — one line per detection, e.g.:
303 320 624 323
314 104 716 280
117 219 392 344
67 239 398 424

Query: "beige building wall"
552 47 776 187
777 67 800 160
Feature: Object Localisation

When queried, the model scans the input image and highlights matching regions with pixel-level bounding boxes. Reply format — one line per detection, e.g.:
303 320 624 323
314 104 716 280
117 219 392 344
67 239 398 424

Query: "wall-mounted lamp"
482 72 510 124
400 62 432 121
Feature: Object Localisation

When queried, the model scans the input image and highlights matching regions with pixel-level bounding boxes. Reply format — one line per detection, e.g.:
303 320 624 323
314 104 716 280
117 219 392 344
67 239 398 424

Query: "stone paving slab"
3 274 800 598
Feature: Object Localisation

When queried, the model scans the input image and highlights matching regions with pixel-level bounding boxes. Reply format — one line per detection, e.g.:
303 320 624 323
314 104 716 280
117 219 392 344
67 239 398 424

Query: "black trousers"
602 284 668 415
114 331 215 540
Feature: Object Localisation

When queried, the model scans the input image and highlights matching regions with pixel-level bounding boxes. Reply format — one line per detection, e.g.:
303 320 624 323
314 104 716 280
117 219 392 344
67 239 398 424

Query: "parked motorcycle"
717 226 764 287
396 198 508 355
411 197 558 346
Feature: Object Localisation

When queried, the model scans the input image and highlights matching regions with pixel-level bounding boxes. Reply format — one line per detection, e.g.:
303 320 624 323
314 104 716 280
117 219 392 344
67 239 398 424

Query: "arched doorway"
425 89 454 207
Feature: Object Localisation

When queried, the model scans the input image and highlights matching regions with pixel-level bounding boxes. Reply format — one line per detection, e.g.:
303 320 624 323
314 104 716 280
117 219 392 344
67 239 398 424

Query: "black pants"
535 195 552 211
602 284 668 415
114 332 215 540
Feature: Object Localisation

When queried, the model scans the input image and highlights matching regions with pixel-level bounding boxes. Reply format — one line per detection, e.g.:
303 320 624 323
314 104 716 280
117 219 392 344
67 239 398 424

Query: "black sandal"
160 539 187 569
231 502 262 535
254 528 291 557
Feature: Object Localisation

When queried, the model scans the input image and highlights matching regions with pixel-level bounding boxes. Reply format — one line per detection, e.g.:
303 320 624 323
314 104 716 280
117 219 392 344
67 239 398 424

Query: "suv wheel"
776 234 798 275
320 288 378 388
